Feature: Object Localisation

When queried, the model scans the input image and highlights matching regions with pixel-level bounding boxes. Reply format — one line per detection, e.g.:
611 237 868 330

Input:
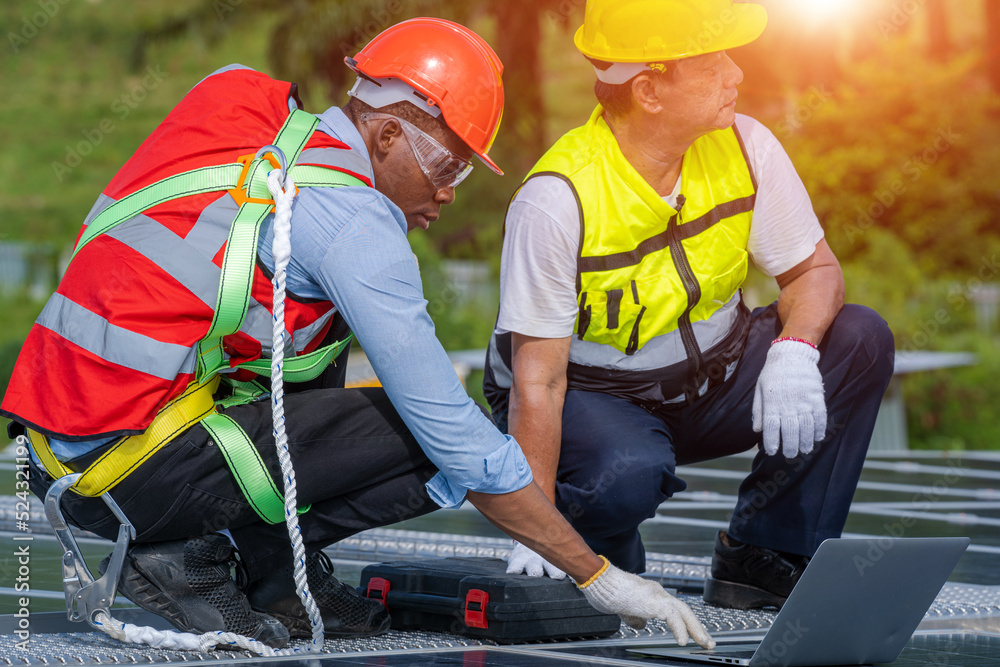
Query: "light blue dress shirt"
46 80 532 508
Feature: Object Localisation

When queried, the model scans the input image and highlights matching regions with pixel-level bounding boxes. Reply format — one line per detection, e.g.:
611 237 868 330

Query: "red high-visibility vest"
2 68 371 441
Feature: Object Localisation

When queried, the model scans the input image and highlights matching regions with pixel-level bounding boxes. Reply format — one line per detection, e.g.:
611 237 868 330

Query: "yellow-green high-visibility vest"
525 106 757 402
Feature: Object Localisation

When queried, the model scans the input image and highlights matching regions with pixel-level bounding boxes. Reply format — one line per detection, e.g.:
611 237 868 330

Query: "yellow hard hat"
575 0 768 63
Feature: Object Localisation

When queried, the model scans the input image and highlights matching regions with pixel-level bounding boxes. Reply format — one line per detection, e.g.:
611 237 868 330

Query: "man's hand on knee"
505 541 567 579
752 338 827 458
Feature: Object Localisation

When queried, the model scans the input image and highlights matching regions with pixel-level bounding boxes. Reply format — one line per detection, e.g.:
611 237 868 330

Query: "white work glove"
752 339 826 458
579 558 715 649
505 541 567 580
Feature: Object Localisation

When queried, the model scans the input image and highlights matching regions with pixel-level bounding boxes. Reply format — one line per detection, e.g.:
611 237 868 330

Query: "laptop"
627 537 970 667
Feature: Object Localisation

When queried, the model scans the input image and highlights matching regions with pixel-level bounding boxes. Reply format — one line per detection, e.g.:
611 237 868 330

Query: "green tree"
779 43 1000 279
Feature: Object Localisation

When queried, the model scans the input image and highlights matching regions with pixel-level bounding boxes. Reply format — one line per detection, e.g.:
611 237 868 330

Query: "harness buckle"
228 149 298 210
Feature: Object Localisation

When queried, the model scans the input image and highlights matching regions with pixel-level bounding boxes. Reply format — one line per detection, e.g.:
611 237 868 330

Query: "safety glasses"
362 113 474 189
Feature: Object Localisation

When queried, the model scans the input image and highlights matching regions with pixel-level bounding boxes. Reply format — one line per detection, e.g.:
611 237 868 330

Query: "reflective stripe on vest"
36 293 198 380
526 106 757 403
1 68 369 440
97 193 336 359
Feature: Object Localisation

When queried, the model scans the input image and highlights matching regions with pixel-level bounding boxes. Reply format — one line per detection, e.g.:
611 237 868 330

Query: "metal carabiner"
254 144 289 187
44 473 136 629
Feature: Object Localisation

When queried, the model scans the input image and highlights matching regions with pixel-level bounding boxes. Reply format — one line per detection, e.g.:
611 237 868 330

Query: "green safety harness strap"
72 164 244 261
69 108 366 523
215 378 271 410
214 333 354 410
200 412 310 524
236 334 354 382
196 109 323 382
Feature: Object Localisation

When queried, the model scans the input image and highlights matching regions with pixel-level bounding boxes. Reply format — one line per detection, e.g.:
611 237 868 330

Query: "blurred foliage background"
2 0 999 449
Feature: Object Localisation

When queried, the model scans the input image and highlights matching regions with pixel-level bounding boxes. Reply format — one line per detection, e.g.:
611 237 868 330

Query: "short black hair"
593 79 637 117
587 57 676 117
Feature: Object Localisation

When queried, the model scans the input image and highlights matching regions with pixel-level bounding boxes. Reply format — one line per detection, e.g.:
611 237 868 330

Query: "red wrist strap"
772 336 818 350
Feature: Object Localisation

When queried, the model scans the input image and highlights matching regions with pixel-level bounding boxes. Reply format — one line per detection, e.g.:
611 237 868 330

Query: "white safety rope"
95 609 282 654
84 165 323 656
266 167 325 653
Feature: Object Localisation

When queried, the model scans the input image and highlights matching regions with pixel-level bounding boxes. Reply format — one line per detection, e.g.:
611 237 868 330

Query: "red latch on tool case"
464 589 489 629
366 577 391 609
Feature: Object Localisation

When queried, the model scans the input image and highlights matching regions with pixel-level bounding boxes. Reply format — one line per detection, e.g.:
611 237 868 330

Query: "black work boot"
101 534 289 648
245 550 390 639
702 530 810 610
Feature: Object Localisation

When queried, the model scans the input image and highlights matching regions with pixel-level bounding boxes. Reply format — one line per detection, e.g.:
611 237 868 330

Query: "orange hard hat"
346 17 505 176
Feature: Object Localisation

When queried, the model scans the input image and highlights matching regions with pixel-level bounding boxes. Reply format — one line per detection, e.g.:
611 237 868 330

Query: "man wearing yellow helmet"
486 0 895 610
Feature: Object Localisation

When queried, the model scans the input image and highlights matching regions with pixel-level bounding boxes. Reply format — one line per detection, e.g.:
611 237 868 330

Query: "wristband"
772 336 818 351
577 556 610 589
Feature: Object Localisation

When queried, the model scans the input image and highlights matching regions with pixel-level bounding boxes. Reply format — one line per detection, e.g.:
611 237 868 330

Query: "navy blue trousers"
556 303 894 573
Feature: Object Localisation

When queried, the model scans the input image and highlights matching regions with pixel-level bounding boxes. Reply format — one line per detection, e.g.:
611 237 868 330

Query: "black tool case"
357 557 622 643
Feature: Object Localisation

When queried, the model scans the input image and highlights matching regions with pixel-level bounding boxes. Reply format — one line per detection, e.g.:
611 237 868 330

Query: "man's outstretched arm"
466 484 715 649
508 333 572 504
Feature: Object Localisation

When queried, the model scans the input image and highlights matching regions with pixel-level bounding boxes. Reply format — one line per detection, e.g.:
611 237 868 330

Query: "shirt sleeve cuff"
424 434 534 509
425 472 469 509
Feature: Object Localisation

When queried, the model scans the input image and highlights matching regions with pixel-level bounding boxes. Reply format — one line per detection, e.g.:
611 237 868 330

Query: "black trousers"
30 385 439 583
551 303 895 573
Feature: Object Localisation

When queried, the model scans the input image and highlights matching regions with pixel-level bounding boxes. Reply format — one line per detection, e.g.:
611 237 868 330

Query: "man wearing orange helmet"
5 18 714 650
486 0 895 611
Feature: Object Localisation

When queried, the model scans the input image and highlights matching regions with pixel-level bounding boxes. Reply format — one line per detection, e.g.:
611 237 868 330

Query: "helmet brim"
476 152 503 177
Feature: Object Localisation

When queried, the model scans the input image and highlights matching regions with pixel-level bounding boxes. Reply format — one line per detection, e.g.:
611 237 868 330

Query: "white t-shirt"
496 114 824 339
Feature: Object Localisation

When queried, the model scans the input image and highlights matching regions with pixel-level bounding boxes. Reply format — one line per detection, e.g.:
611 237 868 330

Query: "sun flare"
796 0 857 21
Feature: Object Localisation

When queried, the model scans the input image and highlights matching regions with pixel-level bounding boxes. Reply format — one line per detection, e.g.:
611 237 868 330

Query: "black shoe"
245 550 390 639
702 531 810 610
101 534 289 649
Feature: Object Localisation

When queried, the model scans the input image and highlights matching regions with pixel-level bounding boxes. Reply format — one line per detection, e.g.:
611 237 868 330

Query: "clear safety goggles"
362 113 474 189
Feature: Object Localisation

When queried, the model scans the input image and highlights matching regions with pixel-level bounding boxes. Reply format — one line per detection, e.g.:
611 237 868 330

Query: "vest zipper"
667 195 706 400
